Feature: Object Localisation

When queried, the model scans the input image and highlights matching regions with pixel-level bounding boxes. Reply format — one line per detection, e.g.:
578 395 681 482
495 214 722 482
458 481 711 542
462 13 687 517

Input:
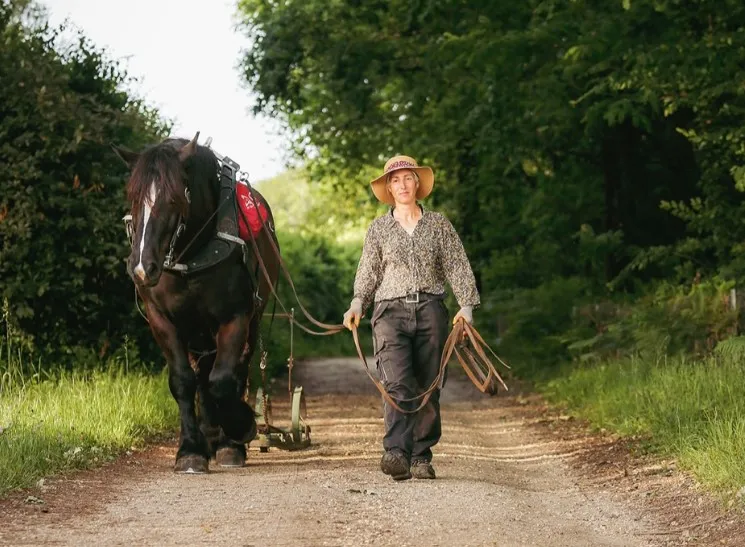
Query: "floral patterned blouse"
353 206 480 313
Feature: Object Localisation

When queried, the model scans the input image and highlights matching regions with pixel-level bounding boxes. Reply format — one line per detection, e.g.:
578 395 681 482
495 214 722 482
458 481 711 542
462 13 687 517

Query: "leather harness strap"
240 182 348 335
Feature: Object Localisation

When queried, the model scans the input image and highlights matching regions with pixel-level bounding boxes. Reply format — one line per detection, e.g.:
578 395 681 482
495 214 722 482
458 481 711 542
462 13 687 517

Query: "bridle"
122 185 205 274
163 187 190 271
121 150 246 276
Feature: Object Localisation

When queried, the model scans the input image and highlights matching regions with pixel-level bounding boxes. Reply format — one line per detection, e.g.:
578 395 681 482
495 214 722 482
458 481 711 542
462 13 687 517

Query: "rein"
168 192 233 268
237 179 511 413
349 319 509 414
123 162 511 412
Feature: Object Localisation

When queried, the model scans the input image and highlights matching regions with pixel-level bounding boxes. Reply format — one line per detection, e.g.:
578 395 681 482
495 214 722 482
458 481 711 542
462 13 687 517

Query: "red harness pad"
236 180 269 240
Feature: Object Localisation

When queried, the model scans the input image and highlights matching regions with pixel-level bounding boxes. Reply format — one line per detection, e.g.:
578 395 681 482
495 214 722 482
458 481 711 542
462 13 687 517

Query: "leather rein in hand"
349 319 510 414
238 183 511 415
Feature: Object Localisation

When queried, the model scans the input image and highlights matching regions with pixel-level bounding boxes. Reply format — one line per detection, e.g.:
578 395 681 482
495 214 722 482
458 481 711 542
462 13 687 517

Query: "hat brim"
370 166 434 206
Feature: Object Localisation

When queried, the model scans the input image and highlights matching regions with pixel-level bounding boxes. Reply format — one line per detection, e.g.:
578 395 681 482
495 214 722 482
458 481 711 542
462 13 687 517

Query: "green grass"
541 354 745 493
0 364 177 496
0 308 369 497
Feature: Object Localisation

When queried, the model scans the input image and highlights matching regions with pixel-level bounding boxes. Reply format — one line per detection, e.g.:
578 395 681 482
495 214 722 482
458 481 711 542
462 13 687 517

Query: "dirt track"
2 358 744 546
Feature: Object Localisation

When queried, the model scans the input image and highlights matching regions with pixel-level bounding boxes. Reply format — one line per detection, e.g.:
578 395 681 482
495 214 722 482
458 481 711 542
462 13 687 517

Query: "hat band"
385 160 417 174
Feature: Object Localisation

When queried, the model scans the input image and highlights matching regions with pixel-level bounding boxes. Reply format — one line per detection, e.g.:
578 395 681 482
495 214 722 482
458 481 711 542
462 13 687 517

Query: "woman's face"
387 169 419 206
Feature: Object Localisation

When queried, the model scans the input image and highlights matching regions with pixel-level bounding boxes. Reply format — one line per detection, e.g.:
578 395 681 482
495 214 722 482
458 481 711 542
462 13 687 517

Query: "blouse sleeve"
353 222 383 314
440 216 480 308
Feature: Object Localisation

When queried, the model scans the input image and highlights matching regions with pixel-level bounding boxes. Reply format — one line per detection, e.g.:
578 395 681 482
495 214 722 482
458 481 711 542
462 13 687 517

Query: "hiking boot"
411 459 436 479
380 451 412 481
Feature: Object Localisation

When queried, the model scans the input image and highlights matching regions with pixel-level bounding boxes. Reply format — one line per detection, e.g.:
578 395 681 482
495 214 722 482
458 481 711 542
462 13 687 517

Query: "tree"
0 1 169 358
237 0 745 366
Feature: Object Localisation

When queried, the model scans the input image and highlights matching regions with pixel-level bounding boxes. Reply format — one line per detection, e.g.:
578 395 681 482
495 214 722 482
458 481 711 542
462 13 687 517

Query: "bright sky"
44 0 288 182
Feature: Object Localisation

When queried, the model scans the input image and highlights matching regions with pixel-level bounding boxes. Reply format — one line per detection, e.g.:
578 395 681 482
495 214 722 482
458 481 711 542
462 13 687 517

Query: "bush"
0 2 169 362
489 275 739 375
482 277 594 375
565 278 738 363
248 230 371 386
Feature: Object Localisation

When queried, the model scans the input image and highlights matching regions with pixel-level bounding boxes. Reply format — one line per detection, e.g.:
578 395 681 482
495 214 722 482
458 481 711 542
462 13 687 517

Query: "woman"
342 155 480 481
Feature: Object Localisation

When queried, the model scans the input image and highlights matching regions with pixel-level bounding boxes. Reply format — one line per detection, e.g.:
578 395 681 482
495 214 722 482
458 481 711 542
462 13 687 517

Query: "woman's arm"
352 223 383 315
441 216 480 312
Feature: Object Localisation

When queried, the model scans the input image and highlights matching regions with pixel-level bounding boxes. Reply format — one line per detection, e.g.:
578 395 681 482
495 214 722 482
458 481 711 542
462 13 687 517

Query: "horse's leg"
194 350 248 467
209 313 258 445
193 352 221 458
149 312 210 473
212 333 255 467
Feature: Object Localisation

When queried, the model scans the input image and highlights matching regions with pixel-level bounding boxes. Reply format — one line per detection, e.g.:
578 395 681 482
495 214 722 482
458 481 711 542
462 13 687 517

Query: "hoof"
221 406 257 444
174 454 209 474
216 446 246 468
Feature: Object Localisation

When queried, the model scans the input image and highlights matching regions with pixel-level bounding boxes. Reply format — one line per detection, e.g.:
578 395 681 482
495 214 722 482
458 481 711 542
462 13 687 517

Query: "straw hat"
370 155 434 206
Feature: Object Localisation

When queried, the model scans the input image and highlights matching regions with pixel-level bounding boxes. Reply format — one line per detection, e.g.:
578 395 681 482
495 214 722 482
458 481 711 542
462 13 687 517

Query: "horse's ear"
111 144 139 169
179 131 200 162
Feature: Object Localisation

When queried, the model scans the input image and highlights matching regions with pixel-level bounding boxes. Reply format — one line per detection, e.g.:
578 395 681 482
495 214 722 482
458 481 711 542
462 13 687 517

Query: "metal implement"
253 385 310 452
251 308 312 452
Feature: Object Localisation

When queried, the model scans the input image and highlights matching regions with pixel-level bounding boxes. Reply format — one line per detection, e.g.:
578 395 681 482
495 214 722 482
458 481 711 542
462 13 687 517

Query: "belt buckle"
405 292 420 304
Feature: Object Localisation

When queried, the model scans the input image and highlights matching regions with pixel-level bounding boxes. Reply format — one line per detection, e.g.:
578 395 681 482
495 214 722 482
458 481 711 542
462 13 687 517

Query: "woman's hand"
453 306 473 343
452 306 473 325
343 298 363 330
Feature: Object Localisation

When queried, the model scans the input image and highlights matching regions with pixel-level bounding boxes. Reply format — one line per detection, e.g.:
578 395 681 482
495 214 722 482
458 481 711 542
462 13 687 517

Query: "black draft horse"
113 133 279 473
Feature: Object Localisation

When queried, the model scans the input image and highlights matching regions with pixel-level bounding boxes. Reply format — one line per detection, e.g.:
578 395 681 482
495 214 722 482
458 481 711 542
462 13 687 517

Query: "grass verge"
541 354 745 494
0 368 177 496
0 290 375 499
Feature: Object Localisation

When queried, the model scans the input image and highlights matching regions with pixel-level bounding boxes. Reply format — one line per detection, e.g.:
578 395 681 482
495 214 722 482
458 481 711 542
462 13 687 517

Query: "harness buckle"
405 292 420 304
122 214 134 247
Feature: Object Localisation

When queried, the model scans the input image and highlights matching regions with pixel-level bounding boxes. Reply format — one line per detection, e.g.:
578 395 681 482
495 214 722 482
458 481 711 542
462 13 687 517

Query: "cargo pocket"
373 334 388 382
371 301 392 383
370 300 389 328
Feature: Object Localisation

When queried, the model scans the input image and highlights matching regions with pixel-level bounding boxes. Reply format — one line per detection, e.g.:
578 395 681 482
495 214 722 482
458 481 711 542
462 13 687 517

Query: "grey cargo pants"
370 293 449 463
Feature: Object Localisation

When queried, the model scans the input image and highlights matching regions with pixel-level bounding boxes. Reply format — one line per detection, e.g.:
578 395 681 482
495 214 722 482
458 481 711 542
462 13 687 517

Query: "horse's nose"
145 262 159 278
133 263 148 282
132 261 158 284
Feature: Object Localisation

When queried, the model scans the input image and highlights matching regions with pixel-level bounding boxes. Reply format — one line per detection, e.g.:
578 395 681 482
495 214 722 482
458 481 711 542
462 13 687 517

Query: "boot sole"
412 470 436 479
381 457 412 481
387 470 412 480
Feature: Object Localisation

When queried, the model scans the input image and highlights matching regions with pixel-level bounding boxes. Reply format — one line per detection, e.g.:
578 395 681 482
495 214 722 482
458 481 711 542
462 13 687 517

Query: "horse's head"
113 133 199 287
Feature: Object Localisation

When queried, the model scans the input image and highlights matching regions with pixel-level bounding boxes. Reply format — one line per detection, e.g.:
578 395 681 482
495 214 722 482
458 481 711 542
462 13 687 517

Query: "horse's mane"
126 140 190 218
